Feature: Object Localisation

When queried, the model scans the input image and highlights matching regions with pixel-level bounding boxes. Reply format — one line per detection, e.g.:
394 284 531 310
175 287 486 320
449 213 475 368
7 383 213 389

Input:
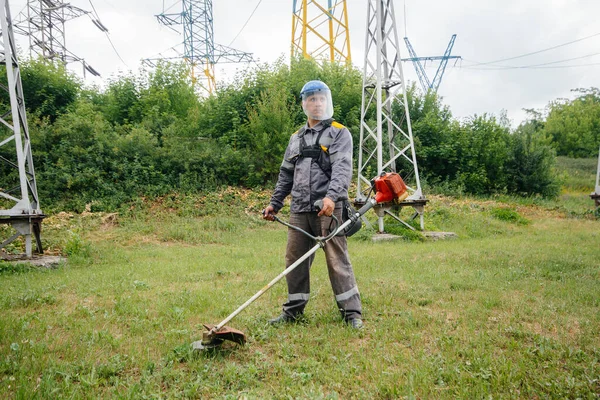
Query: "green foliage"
97 73 143 125
543 88 600 157
64 231 91 257
400 87 559 197
488 207 530 225
506 121 560 197
408 86 461 181
382 223 426 242
244 85 296 185
15 58 80 121
0 262 35 274
30 100 170 211
9 58 577 211
454 114 511 194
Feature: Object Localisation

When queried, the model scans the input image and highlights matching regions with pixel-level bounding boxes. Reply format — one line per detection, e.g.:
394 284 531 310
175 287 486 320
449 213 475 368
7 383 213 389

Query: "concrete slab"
371 233 403 242
371 231 458 242
422 231 458 240
0 255 66 268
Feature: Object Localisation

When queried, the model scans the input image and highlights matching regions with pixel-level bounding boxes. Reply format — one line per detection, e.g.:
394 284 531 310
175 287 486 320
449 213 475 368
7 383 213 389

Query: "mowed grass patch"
1 197 599 398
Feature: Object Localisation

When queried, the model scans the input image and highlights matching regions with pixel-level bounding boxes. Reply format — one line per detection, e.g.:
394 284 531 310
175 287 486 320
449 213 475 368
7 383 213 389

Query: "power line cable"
463 31 600 67
87 0 128 67
227 0 263 48
162 0 180 14
462 51 600 70
87 0 101 19
535 62 600 69
96 0 119 11
462 62 600 70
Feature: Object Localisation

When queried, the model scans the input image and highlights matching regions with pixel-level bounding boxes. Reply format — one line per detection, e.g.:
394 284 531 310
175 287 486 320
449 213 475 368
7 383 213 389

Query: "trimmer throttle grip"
262 208 276 221
314 200 324 212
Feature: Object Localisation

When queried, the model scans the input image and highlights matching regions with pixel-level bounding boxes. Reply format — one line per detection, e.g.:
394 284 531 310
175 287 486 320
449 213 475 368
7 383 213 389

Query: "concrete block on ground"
1 255 66 268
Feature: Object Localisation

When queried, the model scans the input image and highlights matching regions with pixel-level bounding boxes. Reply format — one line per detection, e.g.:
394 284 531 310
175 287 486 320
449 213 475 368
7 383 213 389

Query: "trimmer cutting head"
191 324 247 351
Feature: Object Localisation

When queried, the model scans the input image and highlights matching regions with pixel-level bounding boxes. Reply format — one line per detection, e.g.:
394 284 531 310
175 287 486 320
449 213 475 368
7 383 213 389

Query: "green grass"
555 156 599 217
556 156 597 192
1 164 599 398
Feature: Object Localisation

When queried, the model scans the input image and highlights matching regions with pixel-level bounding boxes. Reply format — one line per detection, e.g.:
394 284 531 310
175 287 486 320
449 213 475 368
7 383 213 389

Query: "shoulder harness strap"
331 121 345 129
314 118 333 147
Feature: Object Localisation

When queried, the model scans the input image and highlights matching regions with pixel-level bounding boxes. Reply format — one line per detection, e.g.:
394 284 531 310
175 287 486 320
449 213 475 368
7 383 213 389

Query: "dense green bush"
542 88 600 158
506 121 559 197
31 100 171 211
405 89 558 197
19 59 81 121
1 57 573 211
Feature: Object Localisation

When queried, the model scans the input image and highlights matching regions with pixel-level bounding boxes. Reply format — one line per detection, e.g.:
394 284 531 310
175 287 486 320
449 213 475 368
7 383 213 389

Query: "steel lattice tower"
0 0 44 257
357 0 426 232
13 0 101 77
592 145 600 208
402 34 461 93
148 0 252 94
291 0 351 63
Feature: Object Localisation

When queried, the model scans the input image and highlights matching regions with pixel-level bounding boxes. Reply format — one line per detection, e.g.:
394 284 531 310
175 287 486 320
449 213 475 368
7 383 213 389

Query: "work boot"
268 313 301 325
347 318 364 329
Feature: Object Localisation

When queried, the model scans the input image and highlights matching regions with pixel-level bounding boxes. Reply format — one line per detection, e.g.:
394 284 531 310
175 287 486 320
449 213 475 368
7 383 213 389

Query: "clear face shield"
301 90 334 121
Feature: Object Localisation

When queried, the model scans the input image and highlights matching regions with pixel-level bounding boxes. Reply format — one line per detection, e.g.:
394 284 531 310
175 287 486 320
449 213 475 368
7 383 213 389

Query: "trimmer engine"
373 172 409 204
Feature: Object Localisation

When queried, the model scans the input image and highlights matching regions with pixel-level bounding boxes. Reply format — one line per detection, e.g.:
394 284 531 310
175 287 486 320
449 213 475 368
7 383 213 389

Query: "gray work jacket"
270 120 353 213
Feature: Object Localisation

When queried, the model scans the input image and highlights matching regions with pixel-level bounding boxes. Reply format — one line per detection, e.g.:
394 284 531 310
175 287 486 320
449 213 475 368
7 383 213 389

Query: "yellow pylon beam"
187 58 216 95
291 0 351 64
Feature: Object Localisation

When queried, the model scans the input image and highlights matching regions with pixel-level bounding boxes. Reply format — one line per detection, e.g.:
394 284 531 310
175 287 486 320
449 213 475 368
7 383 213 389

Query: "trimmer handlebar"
356 198 377 216
263 200 339 242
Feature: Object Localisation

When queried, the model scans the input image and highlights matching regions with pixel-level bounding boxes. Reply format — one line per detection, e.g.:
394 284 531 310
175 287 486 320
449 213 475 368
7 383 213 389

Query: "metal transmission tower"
291 0 351 63
356 0 426 232
148 0 252 94
591 145 600 208
402 34 460 93
0 0 44 257
13 0 101 77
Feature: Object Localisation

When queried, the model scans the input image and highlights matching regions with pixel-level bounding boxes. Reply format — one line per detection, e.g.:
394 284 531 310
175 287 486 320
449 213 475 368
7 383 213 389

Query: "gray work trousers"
282 207 362 320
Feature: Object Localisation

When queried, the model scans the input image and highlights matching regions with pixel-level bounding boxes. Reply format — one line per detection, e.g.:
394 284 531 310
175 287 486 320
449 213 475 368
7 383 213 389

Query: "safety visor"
301 90 334 121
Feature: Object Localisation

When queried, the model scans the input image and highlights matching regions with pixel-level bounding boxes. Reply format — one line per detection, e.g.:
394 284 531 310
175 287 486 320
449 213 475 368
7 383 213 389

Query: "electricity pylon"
13 0 101 77
356 0 426 232
146 0 252 94
592 145 600 208
402 34 461 93
291 0 351 63
0 0 44 257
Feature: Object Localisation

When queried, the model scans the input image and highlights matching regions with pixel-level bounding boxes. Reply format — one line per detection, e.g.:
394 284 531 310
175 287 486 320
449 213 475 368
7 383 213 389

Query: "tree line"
1 58 597 212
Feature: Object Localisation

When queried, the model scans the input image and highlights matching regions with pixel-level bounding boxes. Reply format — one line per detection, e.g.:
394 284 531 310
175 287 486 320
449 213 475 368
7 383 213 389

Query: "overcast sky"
9 0 600 127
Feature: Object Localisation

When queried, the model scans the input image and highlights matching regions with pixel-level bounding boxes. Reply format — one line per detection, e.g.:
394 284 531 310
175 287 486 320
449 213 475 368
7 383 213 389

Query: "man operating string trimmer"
262 80 364 329
192 82 408 350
